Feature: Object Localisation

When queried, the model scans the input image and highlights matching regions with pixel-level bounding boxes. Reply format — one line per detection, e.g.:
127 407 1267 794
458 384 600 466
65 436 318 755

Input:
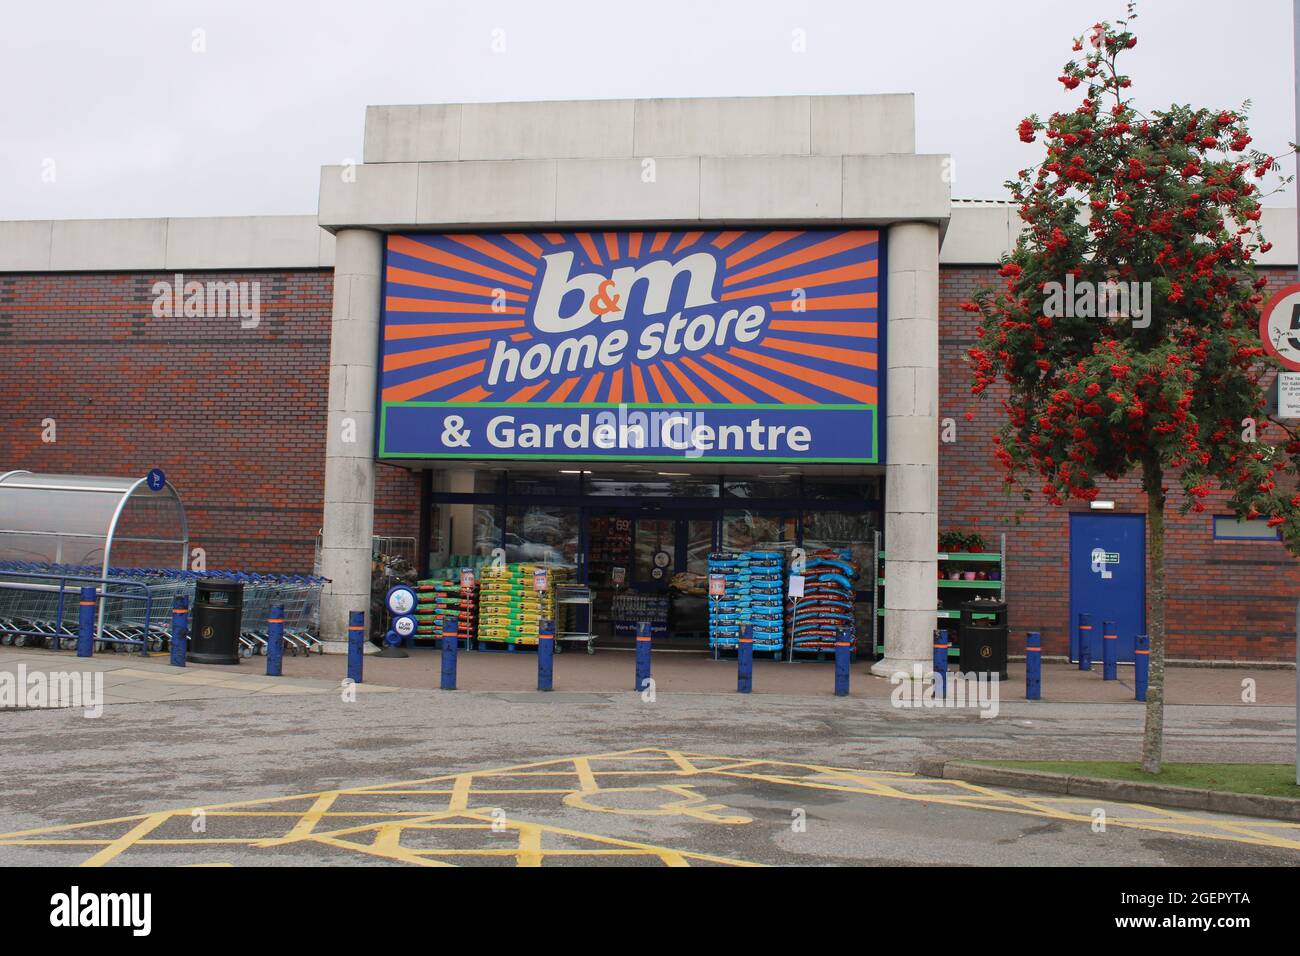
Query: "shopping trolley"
0 562 327 657
0 566 159 653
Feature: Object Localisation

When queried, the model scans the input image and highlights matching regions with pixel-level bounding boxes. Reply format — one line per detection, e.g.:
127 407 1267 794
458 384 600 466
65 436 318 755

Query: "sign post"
1284 0 1294 785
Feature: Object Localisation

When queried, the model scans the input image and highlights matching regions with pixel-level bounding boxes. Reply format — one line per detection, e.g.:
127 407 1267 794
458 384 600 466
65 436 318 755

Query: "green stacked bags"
416 575 476 641
476 563 572 645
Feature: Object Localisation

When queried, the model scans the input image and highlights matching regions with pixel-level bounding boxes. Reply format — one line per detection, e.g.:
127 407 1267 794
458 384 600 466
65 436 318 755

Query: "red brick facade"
3 264 1296 660
0 270 421 574
940 264 1300 662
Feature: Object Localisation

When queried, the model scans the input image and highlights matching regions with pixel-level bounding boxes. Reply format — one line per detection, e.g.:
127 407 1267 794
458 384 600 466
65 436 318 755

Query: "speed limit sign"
1259 283 1300 371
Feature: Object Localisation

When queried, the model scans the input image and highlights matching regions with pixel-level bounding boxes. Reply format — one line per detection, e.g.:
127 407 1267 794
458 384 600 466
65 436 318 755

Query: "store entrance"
423 469 882 654
584 506 714 647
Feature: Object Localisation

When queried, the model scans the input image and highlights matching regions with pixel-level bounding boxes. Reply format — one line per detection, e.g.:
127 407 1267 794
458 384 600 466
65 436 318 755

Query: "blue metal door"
1068 513 1145 663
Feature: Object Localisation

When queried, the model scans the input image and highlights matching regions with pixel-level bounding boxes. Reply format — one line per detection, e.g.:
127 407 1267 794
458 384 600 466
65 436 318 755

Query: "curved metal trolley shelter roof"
0 471 189 574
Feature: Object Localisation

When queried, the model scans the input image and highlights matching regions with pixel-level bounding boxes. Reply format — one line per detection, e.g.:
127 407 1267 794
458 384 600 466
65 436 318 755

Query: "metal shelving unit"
873 532 1007 657
554 584 596 654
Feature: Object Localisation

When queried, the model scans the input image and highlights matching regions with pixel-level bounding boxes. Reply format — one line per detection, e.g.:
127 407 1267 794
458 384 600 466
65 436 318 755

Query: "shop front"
317 93 949 674
378 224 883 653
421 468 881 649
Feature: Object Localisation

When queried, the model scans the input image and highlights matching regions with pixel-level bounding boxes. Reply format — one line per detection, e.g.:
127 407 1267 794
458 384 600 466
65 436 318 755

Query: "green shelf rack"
872 532 1007 658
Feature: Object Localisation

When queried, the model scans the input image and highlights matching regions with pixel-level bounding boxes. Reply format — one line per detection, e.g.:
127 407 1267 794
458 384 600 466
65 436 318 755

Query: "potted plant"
938 531 965 553
964 532 986 554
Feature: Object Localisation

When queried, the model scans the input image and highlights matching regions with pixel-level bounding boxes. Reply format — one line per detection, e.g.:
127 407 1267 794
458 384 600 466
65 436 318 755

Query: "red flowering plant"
963 4 1292 774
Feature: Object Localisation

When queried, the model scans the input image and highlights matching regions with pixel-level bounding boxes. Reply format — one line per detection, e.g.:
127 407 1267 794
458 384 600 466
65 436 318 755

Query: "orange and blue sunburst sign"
377 229 882 463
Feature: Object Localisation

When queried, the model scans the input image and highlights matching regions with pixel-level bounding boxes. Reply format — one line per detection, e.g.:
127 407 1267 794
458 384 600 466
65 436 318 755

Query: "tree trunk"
1140 458 1167 774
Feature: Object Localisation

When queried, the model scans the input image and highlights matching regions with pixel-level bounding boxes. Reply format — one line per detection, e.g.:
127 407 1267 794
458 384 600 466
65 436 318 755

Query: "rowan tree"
964 3 1291 773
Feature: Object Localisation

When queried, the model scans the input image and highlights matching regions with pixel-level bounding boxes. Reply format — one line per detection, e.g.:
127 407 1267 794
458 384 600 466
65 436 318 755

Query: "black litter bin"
188 579 243 665
958 598 1008 681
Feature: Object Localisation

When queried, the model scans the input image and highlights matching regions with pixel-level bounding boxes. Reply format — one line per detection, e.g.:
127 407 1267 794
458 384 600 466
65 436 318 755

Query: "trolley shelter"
0 470 189 573
0 470 189 645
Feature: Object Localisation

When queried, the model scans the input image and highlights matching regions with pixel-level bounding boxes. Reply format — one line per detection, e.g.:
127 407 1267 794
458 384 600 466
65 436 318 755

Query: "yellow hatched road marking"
516 823 543 866
284 793 339 840
82 811 173 868
448 773 473 811
1 748 1297 865
573 757 599 792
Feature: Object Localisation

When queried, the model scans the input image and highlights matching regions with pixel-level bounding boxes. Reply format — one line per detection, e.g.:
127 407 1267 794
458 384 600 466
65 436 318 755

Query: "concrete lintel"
321 153 953 232
0 215 333 273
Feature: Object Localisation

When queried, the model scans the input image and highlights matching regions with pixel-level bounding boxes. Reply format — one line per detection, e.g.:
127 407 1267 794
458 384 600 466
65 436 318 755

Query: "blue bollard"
538 618 554 692
635 620 652 692
266 604 284 677
441 616 458 691
169 596 189 667
1134 633 1150 701
1077 612 1093 671
1025 631 1041 700
932 628 950 697
1102 619 1117 681
737 624 753 694
347 610 365 684
77 586 96 658
833 627 852 697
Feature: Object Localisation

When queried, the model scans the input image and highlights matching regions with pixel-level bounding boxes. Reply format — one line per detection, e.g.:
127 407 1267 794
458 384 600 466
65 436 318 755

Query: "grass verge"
971 761 1300 798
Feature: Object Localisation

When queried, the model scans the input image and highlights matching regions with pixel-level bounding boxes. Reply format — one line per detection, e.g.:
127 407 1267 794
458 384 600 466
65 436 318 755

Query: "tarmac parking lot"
0 648 1296 867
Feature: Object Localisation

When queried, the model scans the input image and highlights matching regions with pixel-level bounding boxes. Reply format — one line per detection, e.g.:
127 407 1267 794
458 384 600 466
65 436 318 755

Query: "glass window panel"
801 477 882 501
722 510 795 553
470 504 501 559
505 505 579 568
587 475 718 497
1212 516 1281 541
507 472 582 497
685 519 714 574
724 477 798 499
800 510 877 583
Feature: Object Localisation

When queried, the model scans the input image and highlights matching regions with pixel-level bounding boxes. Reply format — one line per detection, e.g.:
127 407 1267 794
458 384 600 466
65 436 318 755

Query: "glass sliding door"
634 518 676 589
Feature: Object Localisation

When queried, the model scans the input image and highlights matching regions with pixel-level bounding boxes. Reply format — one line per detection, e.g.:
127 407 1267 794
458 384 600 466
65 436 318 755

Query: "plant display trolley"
872 531 1007 659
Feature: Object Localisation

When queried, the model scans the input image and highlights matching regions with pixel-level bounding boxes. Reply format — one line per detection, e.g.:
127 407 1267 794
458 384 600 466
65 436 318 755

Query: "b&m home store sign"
377 229 882 463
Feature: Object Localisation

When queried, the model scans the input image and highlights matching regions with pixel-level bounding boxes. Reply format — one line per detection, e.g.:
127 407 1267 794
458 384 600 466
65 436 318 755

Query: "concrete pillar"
320 229 383 652
871 222 940 678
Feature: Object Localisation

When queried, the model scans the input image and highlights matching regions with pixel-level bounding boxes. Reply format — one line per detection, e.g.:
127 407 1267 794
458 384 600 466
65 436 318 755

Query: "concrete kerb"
915 758 1300 823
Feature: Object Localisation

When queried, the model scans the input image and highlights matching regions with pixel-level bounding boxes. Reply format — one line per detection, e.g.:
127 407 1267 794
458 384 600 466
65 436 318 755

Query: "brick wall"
940 263 1300 661
0 269 421 574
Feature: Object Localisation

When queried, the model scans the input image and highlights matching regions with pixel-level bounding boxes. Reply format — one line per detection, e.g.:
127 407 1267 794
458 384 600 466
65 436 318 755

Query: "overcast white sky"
1 0 1295 220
